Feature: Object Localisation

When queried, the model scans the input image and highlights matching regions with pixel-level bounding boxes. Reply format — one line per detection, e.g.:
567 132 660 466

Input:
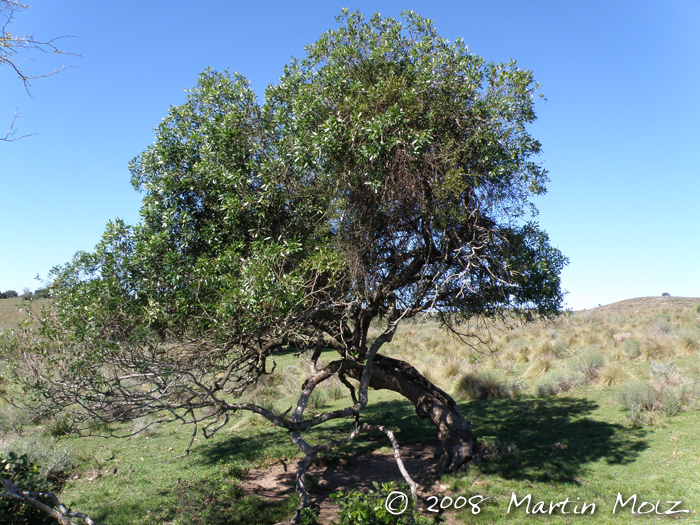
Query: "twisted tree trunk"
347 354 477 471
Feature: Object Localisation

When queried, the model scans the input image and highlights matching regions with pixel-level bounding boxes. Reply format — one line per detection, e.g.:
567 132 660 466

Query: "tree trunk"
347 354 477 471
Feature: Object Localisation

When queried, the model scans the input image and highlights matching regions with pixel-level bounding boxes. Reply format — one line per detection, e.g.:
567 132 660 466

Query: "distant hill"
584 296 700 314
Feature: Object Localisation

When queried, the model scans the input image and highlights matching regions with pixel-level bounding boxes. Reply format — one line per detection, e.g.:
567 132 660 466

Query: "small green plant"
299 505 320 525
331 481 433 525
47 416 73 437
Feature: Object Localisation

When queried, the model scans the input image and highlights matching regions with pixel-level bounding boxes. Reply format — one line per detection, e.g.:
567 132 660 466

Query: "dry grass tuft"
676 335 700 356
597 362 629 387
525 355 557 379
502 343 529 363
455 371 522 400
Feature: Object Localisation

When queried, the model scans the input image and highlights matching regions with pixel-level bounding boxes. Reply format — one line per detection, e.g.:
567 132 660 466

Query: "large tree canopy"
4 10 566 523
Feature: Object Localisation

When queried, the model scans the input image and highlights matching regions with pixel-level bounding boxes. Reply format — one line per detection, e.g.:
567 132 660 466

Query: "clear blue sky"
2 0 699 311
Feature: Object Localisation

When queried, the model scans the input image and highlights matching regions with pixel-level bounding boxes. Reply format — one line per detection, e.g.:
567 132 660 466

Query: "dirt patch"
239 441 452 524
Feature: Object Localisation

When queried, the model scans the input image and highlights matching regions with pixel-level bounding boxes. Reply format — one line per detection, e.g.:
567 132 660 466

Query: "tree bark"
346 354 477 471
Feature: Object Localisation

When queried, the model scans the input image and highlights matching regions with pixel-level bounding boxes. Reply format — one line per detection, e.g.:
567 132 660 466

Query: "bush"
1 290 18 299
331 481 433 525
0 452 57 524
617 381 658 413
0 406 34 436
307 387 328 409
46 416 74 437
2 435 74 484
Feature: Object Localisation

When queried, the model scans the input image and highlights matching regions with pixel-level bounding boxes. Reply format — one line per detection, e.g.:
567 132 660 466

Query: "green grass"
2 296 700 523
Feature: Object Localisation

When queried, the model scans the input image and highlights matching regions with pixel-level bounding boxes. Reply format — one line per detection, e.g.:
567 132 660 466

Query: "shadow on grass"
180 395 646 522
461 396 649 484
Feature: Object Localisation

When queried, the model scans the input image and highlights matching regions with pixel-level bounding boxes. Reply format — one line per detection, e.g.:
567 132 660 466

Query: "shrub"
641 338 675 361
0 452 56 525
324 377 346 401
650 361 683 384
331 481 433 525
617 381 658 413
46 416 74 437
570 349 606 381
440 355 463 380
1 290 18 299
2 435 74 483
0 405 34 436
33 288 51 299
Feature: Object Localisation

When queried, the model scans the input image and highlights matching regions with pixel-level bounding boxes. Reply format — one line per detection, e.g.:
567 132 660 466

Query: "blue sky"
1 1 698 311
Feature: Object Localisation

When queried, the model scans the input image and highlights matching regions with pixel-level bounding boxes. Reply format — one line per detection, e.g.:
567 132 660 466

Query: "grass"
0 297 29 331
2 296 700 523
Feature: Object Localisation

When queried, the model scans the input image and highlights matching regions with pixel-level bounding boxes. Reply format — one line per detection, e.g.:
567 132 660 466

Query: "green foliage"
0 452 56 525
0 290 18 299
32 289 50 299
331 482 432 525
43 8 565 360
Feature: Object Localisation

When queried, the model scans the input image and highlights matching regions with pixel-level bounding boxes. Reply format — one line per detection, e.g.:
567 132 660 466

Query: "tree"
2 10 566 523
1 0 79 140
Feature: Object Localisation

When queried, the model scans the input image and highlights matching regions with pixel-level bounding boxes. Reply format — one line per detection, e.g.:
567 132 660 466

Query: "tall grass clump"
570 349 606 382
455 371 522 400
597 362 629 387
524 355 557 379
534 370 584 397
621 338 642 359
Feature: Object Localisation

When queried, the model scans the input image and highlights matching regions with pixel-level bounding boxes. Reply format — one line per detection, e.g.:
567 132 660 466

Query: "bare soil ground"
239 441 458 524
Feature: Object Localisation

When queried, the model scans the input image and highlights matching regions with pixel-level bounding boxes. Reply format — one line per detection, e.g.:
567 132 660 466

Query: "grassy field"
0 297 29 331
2 296 700 524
